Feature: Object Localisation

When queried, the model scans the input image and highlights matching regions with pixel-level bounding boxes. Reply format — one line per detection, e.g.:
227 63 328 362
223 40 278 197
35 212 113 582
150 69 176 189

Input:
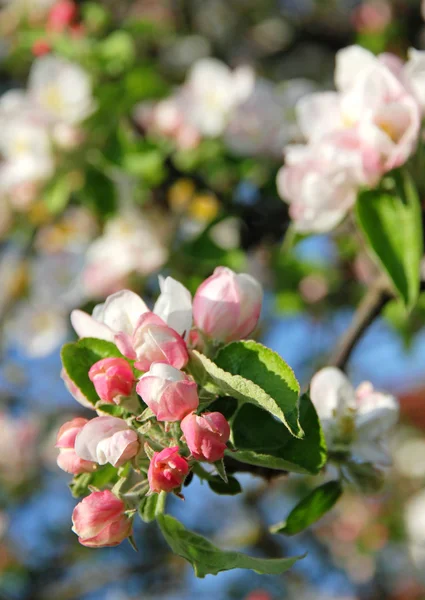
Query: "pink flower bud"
47 0 78 32
88 358 134 404
136 363 199 422
118 312 188 372
193 267 262 342
148 446 189 493
72 490 132 547
181 412 230 462
75 416 139 468
56 418 97 475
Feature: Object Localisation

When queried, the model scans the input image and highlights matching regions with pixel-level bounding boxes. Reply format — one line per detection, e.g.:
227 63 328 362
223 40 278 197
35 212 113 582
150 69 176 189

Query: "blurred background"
1 0 425 599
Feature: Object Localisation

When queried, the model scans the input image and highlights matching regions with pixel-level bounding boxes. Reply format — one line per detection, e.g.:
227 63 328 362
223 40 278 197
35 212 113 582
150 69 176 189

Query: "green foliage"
270 481 342 536
230 394 327 474
61 338 124 405
192 341 302 437
69 464 118 498
356 170 423 309
157 514 303 577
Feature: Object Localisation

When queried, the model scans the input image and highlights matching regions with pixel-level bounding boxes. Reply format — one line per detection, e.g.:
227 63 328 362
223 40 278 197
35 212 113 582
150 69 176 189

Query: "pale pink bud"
56 418 97 475
180 411 230 462
148 446 189 493
88 358 134 404
136 363 199 422
193 267 262 342
75 416 139 468
72 490 132 548
119 312 188 372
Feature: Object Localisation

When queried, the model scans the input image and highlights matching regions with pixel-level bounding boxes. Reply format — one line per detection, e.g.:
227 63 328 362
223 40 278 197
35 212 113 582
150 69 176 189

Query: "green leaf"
270 481 342 536
229 394 326 475
192 342 302 437
61 338 124 405
158 514 303 578
138 494 159 523
79 169 117 219
44 176 72 214
356 170 423 309
208 475 242 496
69 464 118 498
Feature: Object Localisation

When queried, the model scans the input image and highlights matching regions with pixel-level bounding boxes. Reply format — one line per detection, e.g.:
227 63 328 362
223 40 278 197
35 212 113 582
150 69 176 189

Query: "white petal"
70 309 114 341
355 390 399 437
335 45 376 92
99 290 148 335
351 439 392 466
154 276 192 338
310 367 356 421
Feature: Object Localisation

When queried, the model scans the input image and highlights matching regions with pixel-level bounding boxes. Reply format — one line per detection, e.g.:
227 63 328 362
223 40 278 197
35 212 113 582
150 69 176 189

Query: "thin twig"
329 274 392 371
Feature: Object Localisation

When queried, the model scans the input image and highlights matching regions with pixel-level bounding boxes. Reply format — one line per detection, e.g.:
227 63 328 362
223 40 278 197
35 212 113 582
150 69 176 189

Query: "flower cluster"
0 53 92 220
278 45 425 232
136 57 315 157
58 267 263 547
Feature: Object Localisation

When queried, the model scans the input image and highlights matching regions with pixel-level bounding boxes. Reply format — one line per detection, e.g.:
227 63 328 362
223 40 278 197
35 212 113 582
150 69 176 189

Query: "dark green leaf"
61 338 124 405
79 169 117 219
192 342 302 437
270 481 342 536
356 170 423 309
158 514 303 578
230 394 326 475
208 475 242 496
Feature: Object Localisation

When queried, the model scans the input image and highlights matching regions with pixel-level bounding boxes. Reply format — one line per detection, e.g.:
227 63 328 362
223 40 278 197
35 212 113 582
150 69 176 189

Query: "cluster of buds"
58 267 263 547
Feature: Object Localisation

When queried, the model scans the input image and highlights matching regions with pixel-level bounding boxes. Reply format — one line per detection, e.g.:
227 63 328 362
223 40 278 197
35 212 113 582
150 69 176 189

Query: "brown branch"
329 274 392 371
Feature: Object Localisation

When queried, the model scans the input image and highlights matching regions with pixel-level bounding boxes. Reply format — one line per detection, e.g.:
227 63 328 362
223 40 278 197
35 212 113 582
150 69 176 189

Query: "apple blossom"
28 55 93 124
82 212 168 298
137 363 198 422
56 418 97 475
193 266 262 342
310 367 399 466
148 446 189 493
119 312 188 372
89 358 134 405
72 490 132 547
75 416 139 467
183 58 254 137
71 289 149 342
153 275 192 339
180 411 230 462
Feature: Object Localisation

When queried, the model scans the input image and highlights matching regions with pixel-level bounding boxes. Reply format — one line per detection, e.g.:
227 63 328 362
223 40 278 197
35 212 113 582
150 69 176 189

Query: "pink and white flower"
193 266 262 342
310 367 399 466
88 358 134 405
56 418 97 474
137 363 199 422
118 312 188 372
74 416 139 467
148 446 189 493
181 411 230 462
72 490 132 547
